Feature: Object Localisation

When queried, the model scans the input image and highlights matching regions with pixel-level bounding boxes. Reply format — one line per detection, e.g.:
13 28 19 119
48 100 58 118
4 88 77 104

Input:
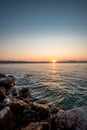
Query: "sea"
0 63 87 109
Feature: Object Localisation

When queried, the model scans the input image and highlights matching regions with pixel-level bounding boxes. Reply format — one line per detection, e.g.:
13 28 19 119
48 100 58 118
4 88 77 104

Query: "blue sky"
0 0 87 61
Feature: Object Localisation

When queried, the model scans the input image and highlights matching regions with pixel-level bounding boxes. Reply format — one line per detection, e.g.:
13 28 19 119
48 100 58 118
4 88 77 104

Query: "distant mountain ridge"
0 60 87 63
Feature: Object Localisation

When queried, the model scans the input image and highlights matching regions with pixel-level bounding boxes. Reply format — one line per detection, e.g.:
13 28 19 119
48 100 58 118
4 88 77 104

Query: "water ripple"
0 63 87 109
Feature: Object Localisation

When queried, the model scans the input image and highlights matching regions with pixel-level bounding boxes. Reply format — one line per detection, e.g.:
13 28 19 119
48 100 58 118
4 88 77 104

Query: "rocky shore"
0 73 87 130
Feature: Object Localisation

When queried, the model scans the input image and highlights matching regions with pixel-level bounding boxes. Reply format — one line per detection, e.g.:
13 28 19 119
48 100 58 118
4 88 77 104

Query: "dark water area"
0 63 87 109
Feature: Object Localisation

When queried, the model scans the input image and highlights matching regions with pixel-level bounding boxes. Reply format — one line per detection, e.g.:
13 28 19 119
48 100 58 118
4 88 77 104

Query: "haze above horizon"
0 0 87 62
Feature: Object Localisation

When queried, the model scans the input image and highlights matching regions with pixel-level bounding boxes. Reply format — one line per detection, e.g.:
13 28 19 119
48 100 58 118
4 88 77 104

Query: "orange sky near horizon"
0 50 87 62
0 33 87 62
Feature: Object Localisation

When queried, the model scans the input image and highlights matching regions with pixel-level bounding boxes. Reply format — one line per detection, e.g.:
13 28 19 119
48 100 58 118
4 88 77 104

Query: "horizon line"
0 60 87 63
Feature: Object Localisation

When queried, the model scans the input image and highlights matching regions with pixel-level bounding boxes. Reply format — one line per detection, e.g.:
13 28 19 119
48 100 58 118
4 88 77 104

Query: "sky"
0 0 87 62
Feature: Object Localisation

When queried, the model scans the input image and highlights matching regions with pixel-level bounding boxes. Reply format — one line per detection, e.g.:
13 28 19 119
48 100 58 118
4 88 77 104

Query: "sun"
52 59 56 63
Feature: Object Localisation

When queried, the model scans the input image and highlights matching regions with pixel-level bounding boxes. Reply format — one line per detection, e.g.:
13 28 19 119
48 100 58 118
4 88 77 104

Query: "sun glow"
52 59 56 63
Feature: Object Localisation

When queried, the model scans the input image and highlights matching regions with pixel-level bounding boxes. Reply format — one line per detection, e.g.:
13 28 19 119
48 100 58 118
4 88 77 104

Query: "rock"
9 98 29 115
8 75 15 80
20 122 49 130
0 86 6 102
0 106 16 130
10 87 19 97
0 102 2 110
19 87 31 98
2 97 12 107
20 110 40 125
0 76 15 89
0 73 6 79
49 106 87 130
31 102 49 120
9 98 29 127
18 103 49 125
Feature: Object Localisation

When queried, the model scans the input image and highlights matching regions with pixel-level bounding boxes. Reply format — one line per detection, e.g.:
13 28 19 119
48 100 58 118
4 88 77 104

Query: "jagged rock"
9 98 29 115
0 73 6 79
19 87 31 98
20 109 39 125
0 76 15 89
8 98 29 126
8 75 15 80
0 106 16 130
2 97 12 107
19 122 49 130
0 86 6 102
18 103 49 125
31 102 49 120
49 106 87 130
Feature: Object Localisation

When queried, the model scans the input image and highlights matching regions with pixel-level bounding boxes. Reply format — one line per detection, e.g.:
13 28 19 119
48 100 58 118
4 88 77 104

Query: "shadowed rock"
49 106 87 130
9 98 29 127
0 76 15 89
9 87 19 97
2 97 12 107
9 98 29 114
19 87 31 98
0 73 6 79
17 103 49 126
0 106 16 130
0 86 6 102
31 102 49 120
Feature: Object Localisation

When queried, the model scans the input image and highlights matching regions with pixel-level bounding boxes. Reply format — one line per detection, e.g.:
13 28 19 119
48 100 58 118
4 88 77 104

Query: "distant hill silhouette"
0 60 87 63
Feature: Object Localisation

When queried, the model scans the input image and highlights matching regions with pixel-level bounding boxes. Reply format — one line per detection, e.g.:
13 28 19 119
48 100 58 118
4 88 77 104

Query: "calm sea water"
0 63 87 109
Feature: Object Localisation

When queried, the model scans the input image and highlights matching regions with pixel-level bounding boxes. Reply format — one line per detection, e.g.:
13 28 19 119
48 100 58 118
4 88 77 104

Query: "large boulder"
31 102 49 120
9 98 29 126
0 76 15 89
17 103 49 125
49 106 87 130
9 98 29 115
19 87 31 98
0 73 6 79
0 106 16 130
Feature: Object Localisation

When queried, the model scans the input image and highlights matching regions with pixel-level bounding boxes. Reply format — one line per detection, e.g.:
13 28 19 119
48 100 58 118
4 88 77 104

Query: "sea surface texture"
0 63 87 109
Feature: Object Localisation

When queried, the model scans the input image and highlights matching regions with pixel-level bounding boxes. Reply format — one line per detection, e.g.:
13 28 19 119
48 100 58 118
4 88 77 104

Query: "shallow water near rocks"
0 63 87 109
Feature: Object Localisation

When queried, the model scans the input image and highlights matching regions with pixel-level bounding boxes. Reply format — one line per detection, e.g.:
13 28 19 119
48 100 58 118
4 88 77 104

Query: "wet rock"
0 73 6 79
2 97 12 107
9 98 29 115
19 122 49 130
0 76 15 89
8 98 29 127
23 97 32 104
20 109 39 125
19 87 31 98
8 75 15 80
0 106 16 130
0 86 6 102
18 103 49 125
31 102 49 120
49 106 87 130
